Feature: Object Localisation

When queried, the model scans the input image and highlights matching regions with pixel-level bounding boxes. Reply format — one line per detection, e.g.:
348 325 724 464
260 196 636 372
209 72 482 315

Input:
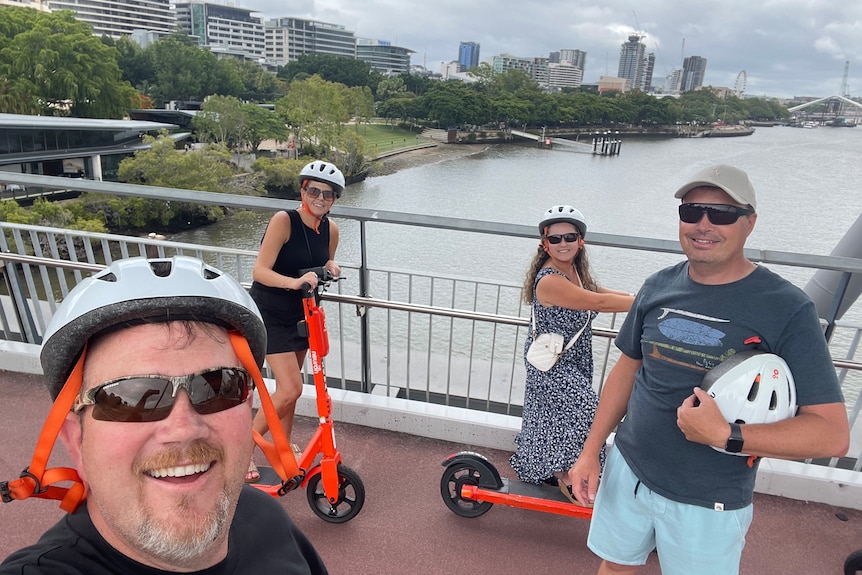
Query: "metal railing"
1 173 862 472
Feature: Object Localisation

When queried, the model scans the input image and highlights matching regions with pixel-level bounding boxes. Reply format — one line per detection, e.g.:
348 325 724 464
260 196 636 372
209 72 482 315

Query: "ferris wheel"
733 70 747 98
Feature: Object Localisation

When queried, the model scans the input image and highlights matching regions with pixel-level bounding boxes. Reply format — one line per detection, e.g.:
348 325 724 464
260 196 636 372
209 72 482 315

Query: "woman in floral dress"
510 205 635 506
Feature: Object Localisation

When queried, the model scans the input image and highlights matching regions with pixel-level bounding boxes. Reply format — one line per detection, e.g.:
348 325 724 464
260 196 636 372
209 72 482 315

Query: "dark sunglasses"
305 186 337 201
546 233 580 244
73 367 253 422
679 203 754 225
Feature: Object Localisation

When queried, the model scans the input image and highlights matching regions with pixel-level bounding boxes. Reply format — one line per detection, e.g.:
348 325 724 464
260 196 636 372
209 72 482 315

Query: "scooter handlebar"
298 266 334 282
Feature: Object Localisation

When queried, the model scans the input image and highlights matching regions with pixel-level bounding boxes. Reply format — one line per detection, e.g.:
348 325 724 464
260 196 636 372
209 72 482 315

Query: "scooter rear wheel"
306 463 365 523
440 462 494 518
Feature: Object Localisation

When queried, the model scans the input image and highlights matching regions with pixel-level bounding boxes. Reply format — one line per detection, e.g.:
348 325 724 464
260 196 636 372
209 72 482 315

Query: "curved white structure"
804 212 862 321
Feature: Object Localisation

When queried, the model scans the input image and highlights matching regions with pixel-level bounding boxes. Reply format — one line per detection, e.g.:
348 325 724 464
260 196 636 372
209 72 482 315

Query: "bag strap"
563 320 588 351
531 306 589 351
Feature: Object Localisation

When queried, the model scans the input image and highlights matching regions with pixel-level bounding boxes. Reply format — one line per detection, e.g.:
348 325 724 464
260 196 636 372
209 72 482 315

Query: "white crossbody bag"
525 309 588 372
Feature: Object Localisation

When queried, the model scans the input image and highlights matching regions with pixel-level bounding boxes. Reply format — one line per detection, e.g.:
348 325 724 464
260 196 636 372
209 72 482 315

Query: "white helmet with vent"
40 256 267 400
539 205 587 237
300 160 345 196
701 350 798 456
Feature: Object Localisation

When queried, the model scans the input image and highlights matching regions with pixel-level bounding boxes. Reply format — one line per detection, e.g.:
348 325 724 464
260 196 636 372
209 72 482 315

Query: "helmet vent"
747 376 760 401
149 261 173 277
96 272 117 283
204 268 220 280
769 390 778 410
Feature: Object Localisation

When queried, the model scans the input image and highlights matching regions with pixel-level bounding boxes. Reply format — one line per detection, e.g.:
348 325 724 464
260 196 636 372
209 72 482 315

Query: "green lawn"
355 123 432 156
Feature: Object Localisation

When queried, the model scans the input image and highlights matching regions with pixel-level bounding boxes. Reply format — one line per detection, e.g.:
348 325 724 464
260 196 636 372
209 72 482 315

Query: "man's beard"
134 489 232 565
114 440 241 567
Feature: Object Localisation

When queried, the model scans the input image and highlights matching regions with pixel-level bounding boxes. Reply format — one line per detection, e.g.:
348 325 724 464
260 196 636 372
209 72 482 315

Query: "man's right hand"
568 454 601 507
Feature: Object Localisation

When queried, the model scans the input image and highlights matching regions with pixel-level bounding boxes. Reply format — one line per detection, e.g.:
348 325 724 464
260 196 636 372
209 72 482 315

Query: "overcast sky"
242 0 861 99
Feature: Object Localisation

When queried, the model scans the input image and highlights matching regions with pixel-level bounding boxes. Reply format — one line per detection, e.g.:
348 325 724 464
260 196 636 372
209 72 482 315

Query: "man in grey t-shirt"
569 164 849 575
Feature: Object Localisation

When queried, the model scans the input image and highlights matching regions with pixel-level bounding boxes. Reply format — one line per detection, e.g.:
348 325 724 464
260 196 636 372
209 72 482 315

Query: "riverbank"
369 142 492 177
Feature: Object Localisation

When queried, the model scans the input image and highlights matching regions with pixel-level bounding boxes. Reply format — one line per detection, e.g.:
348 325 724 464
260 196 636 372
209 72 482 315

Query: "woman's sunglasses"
679 203 753 225
546 233 580 244
73 367 253 422
305 186 337 201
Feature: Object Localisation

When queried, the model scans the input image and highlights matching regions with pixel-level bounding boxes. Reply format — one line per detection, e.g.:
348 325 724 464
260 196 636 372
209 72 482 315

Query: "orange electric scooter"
253 266 365 523
440 452 593 520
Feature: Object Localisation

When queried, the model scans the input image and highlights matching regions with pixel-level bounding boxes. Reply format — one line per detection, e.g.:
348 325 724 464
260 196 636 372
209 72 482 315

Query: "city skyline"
242 0 861 99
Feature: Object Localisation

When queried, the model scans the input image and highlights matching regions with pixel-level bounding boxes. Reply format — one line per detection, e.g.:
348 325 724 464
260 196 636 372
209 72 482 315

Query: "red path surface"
1 370 860 574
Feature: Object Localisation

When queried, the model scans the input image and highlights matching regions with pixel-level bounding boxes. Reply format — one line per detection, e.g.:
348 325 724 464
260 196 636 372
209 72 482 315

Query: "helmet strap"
2 348 88 513
228 332 300 483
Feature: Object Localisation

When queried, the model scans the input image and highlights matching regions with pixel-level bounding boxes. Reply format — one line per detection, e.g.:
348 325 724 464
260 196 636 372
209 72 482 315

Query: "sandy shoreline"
368 143 492 177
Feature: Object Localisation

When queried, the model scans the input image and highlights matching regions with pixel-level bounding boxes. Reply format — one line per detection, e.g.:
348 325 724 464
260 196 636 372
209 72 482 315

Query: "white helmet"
539 205 587 237
300 160 345 196
701 350 797 456
40 256 267 400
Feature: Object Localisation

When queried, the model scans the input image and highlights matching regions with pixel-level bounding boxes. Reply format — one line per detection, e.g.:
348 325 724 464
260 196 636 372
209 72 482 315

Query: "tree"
143 34 243 106
279 54 375 88
88 132 242 231
346 85 375 127
0 8 138 117
220 58 286 103
243 104 289 152
275 75 349 153
194 95 248 148
420 81 490 127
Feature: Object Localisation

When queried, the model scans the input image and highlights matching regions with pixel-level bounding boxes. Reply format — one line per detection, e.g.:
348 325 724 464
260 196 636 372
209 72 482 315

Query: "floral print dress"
510 267 607 484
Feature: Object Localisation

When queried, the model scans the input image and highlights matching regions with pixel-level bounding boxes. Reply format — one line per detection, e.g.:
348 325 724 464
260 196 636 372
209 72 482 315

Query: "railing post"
358 220 372 393
0 258 40 344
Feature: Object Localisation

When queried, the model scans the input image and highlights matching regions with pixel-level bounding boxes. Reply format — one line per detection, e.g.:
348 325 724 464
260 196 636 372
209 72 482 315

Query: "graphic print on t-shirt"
647 307 738 372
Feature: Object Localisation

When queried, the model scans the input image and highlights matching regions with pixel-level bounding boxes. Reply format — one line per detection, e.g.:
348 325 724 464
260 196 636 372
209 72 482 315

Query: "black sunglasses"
305 186 337 201
73 367 253 423
679 203 754 226
546 233 580 244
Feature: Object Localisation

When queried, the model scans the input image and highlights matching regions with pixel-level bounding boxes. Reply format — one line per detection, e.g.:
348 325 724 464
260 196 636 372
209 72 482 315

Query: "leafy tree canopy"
278 54 380 88
0 7 137 117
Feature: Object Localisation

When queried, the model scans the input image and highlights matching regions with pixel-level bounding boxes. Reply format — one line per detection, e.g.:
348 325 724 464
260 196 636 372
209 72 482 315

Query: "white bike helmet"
40 256 267 400
300 160 345 197
539 205 587 238
701 350 798 455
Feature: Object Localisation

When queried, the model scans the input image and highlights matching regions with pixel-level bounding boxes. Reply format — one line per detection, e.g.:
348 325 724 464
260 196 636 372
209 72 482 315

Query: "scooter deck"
462 478 593 519
255 465 283 486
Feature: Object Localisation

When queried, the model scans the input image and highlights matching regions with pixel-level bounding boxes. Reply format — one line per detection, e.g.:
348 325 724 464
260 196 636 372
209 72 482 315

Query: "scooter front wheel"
440 462 493 518
306 464 365 523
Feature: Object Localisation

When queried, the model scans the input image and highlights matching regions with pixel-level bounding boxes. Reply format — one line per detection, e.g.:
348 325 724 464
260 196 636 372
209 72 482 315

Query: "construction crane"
840 61 851 98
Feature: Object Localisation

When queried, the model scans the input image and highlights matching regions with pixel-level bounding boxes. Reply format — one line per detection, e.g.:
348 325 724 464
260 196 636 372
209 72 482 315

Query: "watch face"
726 437 744 453
725 423 744 453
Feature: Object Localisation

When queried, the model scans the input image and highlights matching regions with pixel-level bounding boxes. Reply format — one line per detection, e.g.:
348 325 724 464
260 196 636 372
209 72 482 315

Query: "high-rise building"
547 62 584 89
174 1 264 61
558 49 587 72
458 42 480 72
617 34 653 91
44 0 175 38
681 56 708 92
491 54 534 75
265 17 356 66
356 39 413 74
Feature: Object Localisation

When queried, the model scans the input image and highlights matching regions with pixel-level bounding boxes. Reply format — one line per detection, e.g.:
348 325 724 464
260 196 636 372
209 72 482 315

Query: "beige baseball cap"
674 164 757 211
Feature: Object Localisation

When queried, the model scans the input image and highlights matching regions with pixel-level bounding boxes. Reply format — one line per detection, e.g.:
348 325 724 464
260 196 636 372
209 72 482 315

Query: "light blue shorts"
587 447 753 575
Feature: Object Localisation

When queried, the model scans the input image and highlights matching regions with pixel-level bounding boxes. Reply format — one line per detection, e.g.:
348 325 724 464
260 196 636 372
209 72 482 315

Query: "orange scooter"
440 451 592 520
253 267 365 523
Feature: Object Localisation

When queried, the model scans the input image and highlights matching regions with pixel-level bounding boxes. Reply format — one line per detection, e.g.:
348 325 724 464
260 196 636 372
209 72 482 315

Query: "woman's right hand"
296 270 319 290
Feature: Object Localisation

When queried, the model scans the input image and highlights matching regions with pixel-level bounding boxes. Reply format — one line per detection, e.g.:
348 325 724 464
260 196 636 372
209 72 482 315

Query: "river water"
174 124 862 322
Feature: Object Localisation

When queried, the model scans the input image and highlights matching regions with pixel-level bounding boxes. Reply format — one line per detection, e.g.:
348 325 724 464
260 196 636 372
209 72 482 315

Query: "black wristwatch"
725 422 744 453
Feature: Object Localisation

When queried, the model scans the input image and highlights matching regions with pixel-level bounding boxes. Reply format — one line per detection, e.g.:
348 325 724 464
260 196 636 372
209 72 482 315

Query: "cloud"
243 0 862 98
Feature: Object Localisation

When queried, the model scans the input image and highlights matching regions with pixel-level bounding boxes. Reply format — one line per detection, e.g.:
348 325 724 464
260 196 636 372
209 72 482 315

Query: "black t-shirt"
0 486 328 574
249 210 331 321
